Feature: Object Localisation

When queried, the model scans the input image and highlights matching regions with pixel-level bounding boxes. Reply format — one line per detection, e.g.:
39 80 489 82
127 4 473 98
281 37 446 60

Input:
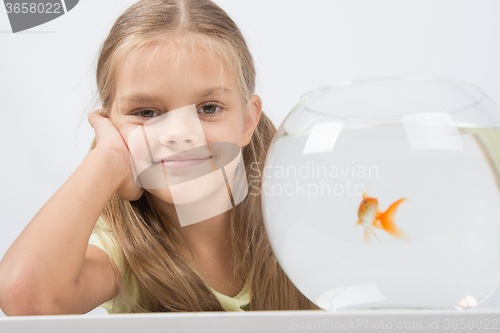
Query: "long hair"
90 0 319 312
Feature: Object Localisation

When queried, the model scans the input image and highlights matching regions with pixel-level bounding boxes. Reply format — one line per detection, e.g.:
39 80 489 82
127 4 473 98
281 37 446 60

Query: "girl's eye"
134 109 159 118
198 103 222 115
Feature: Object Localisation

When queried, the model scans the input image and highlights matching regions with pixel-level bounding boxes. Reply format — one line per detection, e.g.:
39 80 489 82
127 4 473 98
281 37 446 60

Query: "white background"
1 0 500 314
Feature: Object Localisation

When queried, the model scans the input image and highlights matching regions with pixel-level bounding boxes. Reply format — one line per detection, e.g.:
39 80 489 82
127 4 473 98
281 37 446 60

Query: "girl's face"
108 39 261 218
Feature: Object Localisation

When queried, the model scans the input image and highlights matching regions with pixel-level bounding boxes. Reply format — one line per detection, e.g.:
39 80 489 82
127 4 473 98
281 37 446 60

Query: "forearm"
0 146 123 313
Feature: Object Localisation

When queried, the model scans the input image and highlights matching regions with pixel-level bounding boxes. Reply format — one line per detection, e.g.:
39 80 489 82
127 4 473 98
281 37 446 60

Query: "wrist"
88 145 129 189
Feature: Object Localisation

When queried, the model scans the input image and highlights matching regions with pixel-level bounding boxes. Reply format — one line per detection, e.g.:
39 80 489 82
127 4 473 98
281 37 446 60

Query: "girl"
0 0 319 314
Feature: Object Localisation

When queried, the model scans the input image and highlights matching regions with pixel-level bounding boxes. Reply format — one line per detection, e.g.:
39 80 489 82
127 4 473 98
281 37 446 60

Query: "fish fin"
363 191 367 200
369 227 382 242
356 219 362 226
380 198 410 241
364 229 371 245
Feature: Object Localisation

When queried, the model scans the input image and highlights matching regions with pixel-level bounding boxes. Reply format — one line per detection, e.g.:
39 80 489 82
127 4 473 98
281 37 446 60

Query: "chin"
145 189 175 205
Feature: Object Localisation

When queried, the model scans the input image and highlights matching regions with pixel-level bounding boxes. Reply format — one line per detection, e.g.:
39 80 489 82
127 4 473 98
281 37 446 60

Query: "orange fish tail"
382 220 410 241
379 198 410 241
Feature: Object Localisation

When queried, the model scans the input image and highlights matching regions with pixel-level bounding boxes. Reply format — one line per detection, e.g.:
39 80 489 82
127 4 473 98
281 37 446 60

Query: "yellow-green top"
88 219 250 313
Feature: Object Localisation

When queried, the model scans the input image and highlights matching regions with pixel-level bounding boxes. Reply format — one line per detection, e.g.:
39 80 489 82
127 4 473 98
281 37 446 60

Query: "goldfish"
356 192 410 244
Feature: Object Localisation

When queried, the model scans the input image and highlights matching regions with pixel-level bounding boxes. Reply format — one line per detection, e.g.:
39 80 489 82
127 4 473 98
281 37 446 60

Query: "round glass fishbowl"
261 77 500 310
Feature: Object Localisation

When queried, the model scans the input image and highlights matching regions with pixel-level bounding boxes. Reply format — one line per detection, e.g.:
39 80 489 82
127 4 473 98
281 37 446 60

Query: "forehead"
115 40 237 102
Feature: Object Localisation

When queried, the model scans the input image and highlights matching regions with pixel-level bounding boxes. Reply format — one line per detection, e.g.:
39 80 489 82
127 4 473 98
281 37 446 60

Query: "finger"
87 110 100 128
117 184 144 202
88 109 107 128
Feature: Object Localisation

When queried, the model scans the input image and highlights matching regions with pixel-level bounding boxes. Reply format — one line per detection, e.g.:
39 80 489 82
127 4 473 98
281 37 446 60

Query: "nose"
157 108 204 150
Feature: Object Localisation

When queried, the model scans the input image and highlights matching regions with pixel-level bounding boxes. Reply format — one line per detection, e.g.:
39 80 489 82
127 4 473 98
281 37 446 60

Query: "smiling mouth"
157 157 211 169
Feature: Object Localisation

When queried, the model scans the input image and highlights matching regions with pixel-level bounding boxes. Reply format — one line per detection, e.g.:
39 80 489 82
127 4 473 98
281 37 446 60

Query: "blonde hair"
90 0 319 312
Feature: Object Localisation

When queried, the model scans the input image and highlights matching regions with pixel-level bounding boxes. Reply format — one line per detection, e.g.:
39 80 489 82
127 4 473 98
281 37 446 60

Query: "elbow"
0 276 38 316
0 270 71 316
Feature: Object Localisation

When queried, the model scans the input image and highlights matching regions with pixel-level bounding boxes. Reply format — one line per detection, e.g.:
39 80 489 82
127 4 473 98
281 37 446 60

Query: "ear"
242 95 262 147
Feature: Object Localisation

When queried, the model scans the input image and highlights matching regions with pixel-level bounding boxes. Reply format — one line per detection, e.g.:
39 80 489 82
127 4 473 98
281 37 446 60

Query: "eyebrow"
119 86 232 105
200 86 232 98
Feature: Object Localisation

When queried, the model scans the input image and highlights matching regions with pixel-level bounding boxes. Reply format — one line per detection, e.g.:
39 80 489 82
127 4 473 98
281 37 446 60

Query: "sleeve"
88 218 124 272
87 218 125 314
87 218 142 314
88 231 106 253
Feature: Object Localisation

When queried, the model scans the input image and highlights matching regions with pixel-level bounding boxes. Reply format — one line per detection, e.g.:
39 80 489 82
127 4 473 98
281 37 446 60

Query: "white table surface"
1 309 500 333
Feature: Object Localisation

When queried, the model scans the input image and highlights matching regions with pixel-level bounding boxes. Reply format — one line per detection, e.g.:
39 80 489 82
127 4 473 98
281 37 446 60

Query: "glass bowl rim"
299 76 485 120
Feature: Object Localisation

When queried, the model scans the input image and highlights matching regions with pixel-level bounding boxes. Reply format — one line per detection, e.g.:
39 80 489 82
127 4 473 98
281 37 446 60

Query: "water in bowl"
262 122 500 310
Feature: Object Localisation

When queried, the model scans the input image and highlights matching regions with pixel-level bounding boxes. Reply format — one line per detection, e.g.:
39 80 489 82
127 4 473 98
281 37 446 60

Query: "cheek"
126 125 153 174
109 121 154 180
202 117 244 146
